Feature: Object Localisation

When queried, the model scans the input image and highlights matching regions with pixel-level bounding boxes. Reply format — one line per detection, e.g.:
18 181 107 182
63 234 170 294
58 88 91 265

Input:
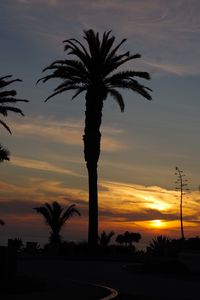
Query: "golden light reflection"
150 219 165 228
1 176 200 243
142 196 171 211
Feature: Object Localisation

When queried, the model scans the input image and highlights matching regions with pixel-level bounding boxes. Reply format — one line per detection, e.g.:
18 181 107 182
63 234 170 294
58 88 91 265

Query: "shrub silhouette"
98 231 115 248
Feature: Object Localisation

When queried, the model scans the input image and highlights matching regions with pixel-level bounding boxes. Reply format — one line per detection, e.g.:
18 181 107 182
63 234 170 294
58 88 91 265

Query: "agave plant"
148 235 171 256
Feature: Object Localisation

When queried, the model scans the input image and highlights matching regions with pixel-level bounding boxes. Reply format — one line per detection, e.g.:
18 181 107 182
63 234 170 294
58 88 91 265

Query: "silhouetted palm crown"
34 202 80 243
98 230 115 247
0 75 28 134
39 29 151 107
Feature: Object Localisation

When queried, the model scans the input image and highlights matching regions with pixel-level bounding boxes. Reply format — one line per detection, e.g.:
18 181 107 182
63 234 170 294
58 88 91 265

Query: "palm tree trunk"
83 90 103 250
87 161 98 249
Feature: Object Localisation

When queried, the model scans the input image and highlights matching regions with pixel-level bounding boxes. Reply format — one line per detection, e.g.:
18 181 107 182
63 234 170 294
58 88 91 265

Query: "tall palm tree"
0 144 10 162
33 201 80 244
38 29 152 249
0 75 28 134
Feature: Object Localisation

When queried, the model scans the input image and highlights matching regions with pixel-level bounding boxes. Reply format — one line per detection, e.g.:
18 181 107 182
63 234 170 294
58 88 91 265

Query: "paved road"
17 259 200 300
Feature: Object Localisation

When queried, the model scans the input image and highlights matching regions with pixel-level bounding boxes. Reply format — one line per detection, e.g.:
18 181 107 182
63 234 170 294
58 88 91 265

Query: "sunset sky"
0 0 200 248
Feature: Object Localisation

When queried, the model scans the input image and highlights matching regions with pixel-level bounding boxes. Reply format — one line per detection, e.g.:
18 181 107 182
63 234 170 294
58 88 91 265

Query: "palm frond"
0 76 22 88
106 38 127 61
0 144 10 162
109 80 152 101
0 75 13 81
108 54 141 74
0 106 25 116
0 98 28 104
72 87 87 99
106 71 151 83
0 75 28 134
0 120 11 134
60 204 80 226
108 88 125 112
100 30 113 59
54 79 85 91
45 85 82 102
98 230 115 247
33 206 52 227
44 203 54 217
83 29 100 59
0 90 17 97
44 60 88 75
103 54 141 77
52 202 63 231
63 39 90 68
65 38 90 59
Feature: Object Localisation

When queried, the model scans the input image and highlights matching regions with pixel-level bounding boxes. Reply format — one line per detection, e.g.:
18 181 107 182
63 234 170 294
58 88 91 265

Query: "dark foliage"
0 144 10 162
8 238 23 253
116 231 141 247
98 231 115 248
0 75 28 134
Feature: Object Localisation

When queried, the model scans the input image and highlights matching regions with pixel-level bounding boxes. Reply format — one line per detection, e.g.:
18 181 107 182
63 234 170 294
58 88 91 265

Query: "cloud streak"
4 0 200 76
10 116 129 152
1 178 200 244
10 156 83 177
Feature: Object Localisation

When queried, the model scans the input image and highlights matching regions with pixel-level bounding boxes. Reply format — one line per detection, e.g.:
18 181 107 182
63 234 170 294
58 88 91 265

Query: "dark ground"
2 257 200 300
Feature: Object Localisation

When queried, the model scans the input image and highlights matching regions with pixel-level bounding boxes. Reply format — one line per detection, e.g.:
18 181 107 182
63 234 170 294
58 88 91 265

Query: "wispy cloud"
98 180 200 222
10 116 129 152
0 177 87 203
5 0 200 76
10 156 83 177
1 177 200 243
142 60 200 76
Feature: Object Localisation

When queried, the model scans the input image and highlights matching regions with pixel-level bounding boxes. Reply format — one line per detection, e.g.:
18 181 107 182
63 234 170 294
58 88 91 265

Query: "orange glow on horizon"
150 219 165 228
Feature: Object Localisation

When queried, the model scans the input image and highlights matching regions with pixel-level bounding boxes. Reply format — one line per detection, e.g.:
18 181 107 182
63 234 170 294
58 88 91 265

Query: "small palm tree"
38 29 152 249
0 75 28 134
0 144 10 162
33 201 80 244
98 231 114 248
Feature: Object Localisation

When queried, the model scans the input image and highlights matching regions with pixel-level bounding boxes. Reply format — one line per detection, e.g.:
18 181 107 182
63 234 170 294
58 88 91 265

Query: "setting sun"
150 219 165 228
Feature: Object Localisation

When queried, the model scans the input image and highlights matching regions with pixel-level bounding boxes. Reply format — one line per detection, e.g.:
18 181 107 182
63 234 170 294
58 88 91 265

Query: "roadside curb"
67 278 118 300
99 284 118 300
